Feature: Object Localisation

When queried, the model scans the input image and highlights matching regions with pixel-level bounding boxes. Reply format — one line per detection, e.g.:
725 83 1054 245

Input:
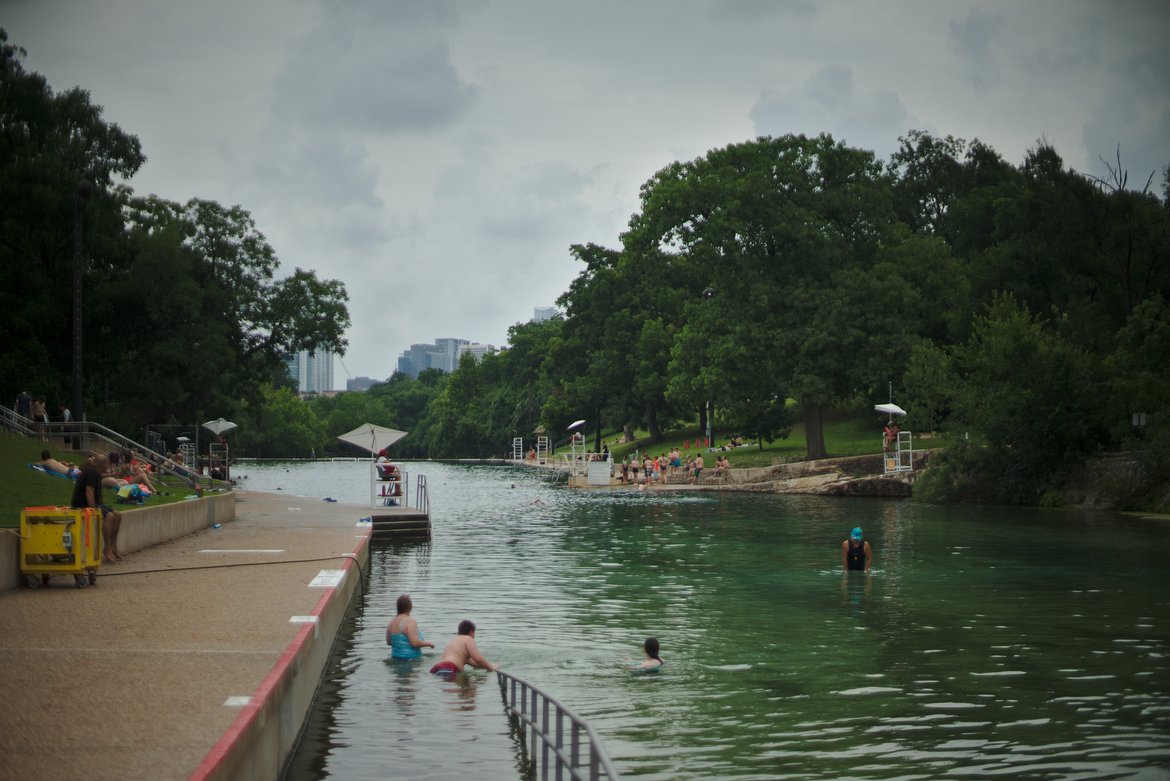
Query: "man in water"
429 620 499 675
842 526 872 572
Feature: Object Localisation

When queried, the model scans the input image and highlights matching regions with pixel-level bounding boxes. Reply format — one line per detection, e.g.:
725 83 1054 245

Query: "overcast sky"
4 0 1168 388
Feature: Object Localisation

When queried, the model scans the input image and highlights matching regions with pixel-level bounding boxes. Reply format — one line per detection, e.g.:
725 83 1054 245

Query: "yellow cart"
19 506 102 589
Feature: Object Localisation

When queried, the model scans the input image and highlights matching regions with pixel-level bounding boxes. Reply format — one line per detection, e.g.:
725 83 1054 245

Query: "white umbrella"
567 419 586 431
336 423 408 456
874 403 907 417
202 417 239 435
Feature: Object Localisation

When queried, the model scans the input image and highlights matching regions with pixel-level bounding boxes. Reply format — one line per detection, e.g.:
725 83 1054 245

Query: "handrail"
0 404 204 488
496 670 621 781
414 474 428 514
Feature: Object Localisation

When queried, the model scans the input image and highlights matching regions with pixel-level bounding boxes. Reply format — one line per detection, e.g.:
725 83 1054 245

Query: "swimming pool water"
233 461 1170 780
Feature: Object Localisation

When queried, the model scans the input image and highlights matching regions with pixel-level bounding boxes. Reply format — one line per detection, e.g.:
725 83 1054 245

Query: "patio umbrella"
202 417 239 436
567 419 586 431
336 423 408 456
873 403 907 418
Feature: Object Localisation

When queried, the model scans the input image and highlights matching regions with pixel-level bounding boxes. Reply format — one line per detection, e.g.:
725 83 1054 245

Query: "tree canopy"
4 27 1168 508
0 29 349 435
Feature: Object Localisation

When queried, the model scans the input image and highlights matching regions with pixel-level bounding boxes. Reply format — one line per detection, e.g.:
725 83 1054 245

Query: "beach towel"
28 463 78 479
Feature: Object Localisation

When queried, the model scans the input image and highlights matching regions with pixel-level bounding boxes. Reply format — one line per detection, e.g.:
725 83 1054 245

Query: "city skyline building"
285 348 334 395
395 337 500 378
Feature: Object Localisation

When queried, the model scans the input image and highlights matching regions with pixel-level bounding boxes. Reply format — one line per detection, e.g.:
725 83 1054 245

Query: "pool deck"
0 490 374 781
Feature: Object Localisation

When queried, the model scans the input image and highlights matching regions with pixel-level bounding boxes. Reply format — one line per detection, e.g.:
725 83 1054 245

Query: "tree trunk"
594 404 603 453
646 400 662 441
802 398 827 460
698 403 708 445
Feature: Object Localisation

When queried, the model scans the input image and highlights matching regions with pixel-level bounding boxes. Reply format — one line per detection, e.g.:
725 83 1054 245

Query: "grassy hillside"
602 411 931 468
0 435 201 527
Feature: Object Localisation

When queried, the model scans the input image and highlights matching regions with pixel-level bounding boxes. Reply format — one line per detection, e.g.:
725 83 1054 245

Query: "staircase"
369 510 431 542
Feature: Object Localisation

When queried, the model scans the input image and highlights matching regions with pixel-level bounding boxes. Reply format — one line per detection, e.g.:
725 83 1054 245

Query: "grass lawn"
0 435 207 527
599 411 935 469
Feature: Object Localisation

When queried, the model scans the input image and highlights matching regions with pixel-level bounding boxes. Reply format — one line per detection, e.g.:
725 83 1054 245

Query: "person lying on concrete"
429 620 499 675
71 454 122 563
387 594 435 659
39 450 81 479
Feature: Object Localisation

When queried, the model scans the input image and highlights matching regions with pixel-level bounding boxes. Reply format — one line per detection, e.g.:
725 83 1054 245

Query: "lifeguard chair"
875 402 913 474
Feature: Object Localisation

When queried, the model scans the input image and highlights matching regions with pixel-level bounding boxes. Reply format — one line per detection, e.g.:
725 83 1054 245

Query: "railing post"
555 709 565 781
496 670 620 780
541 698 550 779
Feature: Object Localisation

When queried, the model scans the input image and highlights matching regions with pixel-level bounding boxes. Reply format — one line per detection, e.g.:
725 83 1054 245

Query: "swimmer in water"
632 637 663 671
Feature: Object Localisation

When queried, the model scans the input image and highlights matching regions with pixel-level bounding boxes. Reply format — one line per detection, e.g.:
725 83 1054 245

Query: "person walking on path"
387 594 434 659
429 620 499 675
842 526 873 572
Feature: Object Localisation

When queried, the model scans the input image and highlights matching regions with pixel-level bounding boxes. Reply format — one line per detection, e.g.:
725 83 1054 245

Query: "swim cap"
851 527 863 540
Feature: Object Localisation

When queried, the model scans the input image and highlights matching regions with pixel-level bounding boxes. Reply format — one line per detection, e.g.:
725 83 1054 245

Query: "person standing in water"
842 526 873 572
387 594 434 659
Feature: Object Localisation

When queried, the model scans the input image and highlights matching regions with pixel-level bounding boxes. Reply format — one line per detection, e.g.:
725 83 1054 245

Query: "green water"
252 462 1170 780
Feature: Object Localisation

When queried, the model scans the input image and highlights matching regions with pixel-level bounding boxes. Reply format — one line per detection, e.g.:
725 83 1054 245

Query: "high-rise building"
457 342 495 363
533 306 558 322
396 338 497 378
286 348 334 394
346 376 379 392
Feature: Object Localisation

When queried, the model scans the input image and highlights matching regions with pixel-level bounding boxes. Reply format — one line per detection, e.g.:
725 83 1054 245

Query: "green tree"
627 134 897 458
0 29 145 405
950 294 1102 501
236 385 325 458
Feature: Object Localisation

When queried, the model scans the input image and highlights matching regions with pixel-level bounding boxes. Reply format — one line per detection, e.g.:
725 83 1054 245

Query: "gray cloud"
749 65 914 159
271 1 479 134
4 0 1166 384
949 7 1006 92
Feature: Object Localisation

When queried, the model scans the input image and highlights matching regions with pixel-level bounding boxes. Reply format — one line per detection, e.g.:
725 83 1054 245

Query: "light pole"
72 180 93 428
702 287 716 449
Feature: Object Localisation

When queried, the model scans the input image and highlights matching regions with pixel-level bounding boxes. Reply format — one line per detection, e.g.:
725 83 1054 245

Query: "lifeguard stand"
883 430 913 473
178 441 196 468
208 441 230 480
512 437 524 461
535 435 549 465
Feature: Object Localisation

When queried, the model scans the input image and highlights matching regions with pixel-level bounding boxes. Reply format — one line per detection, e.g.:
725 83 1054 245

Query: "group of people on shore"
36 448 164 563
616 450 709 486
387 594 664 675
39 448 158 494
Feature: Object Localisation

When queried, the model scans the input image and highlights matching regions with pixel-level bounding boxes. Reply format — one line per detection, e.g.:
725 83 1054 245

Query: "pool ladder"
497 670 621 780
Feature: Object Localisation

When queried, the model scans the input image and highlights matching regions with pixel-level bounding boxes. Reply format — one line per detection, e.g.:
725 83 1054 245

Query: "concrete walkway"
0 490 371 781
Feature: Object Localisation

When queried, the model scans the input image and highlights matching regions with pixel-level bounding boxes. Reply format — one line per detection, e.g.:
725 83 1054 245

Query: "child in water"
631 637 663 672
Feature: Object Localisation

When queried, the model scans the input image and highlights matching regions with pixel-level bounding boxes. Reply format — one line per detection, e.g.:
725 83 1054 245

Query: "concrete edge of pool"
0 490 380 781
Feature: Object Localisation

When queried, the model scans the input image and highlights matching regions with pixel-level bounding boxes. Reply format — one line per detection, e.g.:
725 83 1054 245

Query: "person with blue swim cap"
842 526 872 572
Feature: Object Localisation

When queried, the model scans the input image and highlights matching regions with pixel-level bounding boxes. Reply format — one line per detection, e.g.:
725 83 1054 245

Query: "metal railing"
1 404 205 488
414 474 429 515
497 670 621 781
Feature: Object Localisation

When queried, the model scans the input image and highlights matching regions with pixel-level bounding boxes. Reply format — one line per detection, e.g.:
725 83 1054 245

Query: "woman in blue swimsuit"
387 594 435 659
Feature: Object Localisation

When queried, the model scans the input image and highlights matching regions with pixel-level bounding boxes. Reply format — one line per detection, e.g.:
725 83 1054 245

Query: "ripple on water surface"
241 462 1170 781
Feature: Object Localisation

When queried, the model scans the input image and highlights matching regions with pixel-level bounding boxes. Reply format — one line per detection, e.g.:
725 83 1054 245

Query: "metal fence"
496 670 621 781
414 474 429 515
1 405 205 488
